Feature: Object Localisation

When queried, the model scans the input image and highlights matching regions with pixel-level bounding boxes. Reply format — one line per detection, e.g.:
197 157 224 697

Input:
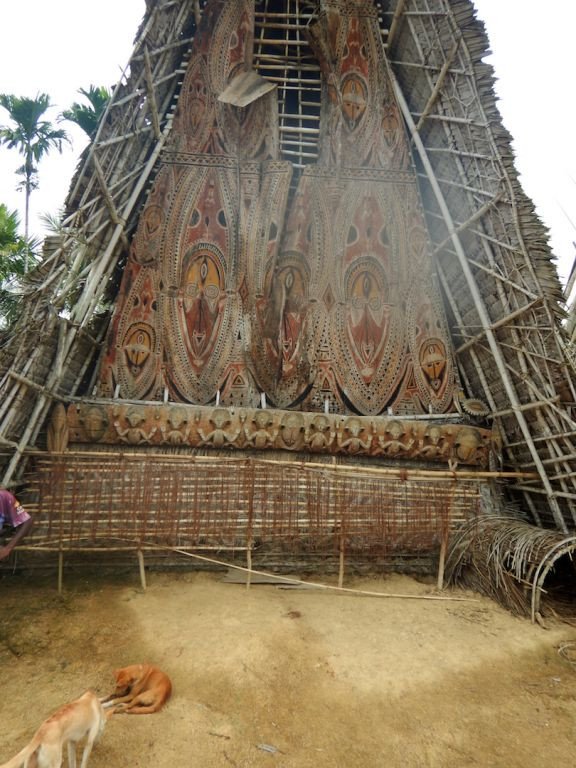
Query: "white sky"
1 1 575 287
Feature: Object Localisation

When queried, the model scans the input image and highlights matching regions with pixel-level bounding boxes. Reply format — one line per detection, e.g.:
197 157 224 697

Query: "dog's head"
112 664 144 696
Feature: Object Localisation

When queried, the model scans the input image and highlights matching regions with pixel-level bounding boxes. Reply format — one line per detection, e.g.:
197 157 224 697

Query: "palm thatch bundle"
445 515 576 620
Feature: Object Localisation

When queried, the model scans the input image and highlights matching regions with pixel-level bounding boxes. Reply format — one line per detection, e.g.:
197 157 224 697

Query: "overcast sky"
1 1 575 287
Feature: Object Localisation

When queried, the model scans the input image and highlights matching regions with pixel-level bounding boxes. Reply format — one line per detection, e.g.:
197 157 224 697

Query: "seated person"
0 488 33 560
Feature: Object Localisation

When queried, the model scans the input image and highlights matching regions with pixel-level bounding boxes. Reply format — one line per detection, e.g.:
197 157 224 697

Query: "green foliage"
0 204 39 329
61 85 111 139
0 93 70 239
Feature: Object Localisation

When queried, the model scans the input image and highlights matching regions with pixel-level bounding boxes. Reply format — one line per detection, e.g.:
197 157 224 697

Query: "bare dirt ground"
1 566 576 767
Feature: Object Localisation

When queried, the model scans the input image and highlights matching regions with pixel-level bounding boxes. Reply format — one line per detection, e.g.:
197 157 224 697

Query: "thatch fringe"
445 515 576 620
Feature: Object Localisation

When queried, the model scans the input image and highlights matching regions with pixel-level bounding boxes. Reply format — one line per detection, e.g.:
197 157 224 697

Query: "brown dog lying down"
101 664 172 714
0 690 107 768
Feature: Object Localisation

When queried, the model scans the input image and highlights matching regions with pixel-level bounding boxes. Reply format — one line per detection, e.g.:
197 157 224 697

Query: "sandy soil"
1 566 576 768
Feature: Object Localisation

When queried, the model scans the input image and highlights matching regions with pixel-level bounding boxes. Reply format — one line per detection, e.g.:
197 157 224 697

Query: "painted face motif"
419 339 447 392
181 248 224 364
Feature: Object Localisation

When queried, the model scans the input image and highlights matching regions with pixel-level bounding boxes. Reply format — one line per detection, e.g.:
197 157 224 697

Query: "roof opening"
253 0 322 196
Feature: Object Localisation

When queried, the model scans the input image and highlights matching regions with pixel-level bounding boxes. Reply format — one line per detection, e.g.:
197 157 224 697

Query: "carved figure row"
63 403 494 468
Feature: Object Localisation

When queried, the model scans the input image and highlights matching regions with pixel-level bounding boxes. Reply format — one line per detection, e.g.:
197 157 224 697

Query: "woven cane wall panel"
25 455 483 559
98 0 458 421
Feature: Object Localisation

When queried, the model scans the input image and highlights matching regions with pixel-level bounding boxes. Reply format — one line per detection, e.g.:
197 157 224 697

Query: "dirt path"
1 569 575 767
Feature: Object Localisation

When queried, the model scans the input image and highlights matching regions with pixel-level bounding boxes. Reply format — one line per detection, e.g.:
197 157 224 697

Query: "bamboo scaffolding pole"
436 265 499 414
71 117 175 328
27 450 538 481
143 45 162 140
26 537 476 602
413 113 487 128
254 11 315 19
492 396 561 419
409 17 562 421
507 429 576 450
0 5 192 480
416 170 495 198
0 353 38 423
95 126 154 149
131 35 195 64
7 371 66 401
18 543 249 553
431 193 501 258
193 0 201 26
2 318 68 487
0 319 60 446
65 18 150 204
416 38 460 131
388 57 466 76
386 0 409 48
426 146 494 162
137 550 147 590
392 71 569 532
495 340 564 368
0 436 19 448
91 154 128 251
402 10 451 17
453 6 573 400
510 486 576 501
499 357 576 434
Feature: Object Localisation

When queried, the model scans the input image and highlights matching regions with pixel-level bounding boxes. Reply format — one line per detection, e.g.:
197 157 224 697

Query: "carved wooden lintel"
64 402 495 468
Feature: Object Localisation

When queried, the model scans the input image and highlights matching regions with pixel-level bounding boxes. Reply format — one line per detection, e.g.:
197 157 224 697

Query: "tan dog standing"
101 664 172 714
0 690 107 768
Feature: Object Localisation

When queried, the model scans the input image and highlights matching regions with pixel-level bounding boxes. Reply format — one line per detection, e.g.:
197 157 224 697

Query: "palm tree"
0 93 69 241
61 85 111 139
0 204 38 328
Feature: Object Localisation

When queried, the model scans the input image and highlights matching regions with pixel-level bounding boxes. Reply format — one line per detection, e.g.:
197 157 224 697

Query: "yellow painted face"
341 75 367 130
124 325 153 373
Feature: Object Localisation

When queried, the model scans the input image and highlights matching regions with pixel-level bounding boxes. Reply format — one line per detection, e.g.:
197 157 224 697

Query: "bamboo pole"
431 193 501 258
143 45 162 140
492 396 561 419
137 549 147 590
386 0 408 48
392 71 569 534
58 550 64 595
338 533 345 589
167 547 476 602
2 318 68 487
456 299 544 354
416 38 460 131
26 450 538 481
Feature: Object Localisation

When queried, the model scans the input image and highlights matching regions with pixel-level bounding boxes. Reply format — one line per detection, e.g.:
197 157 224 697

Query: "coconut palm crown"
0 93 69 241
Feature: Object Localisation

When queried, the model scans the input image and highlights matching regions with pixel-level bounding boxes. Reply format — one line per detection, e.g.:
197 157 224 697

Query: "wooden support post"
58 550 64 595
338 533 345 589
246 539 252 591
246 459 254 590
437 533 447 591
438 479 457 591
137 549 147 590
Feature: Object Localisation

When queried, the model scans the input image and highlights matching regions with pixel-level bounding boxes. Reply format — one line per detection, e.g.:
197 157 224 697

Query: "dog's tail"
0 735 41 768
